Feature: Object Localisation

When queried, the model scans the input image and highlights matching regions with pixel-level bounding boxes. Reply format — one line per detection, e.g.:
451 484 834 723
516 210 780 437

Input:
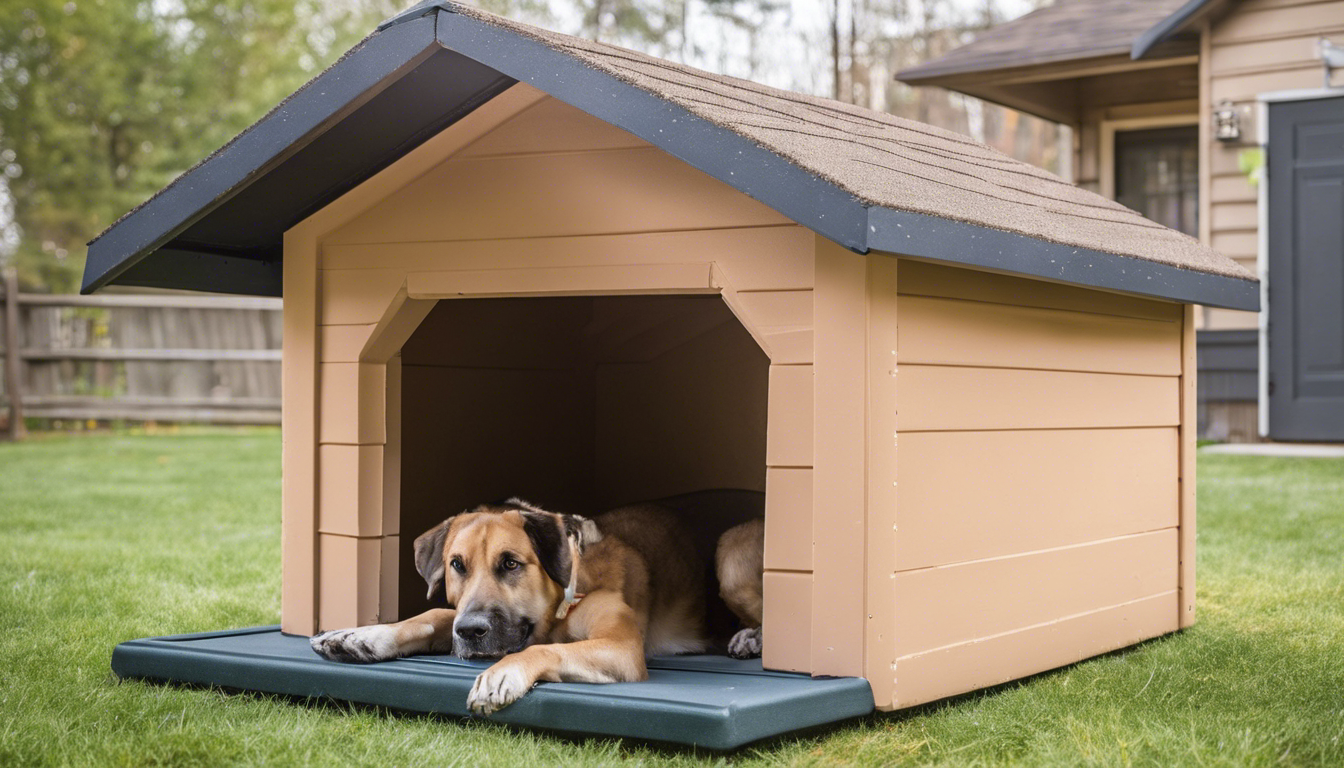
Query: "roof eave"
897 49 1133 84
81 2 1257 310
1132 0 1224 60
868 207 1260 311
81 14 444 295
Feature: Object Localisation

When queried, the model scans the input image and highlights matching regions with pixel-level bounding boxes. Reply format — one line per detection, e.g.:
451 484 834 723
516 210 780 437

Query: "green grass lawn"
1 429 1341 766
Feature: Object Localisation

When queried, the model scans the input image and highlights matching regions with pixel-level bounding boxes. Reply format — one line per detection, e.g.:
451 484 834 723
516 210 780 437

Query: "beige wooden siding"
1204 0 1338 329
299 95 825 644
890 259 1184 707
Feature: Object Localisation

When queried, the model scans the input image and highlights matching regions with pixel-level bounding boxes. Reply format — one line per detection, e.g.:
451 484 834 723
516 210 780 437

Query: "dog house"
92 0 1259 747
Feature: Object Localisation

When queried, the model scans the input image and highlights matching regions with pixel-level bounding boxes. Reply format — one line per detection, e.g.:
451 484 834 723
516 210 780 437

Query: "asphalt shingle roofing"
896 0 1193 81
82 0 1257 311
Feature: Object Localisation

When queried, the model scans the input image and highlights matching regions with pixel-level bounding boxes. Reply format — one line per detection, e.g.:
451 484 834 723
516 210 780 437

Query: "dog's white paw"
727 626 762 659
310 625 400 663
467 659 536 716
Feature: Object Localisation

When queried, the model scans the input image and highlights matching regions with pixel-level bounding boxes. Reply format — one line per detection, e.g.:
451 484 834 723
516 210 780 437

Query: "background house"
898 0 1344 443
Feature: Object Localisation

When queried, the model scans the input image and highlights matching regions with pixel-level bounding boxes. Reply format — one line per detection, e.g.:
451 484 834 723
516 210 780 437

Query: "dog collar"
556 535 585 619
555 591 586 620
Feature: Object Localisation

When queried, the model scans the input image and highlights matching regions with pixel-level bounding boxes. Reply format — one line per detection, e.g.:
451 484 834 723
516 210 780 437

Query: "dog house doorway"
393 293 770 620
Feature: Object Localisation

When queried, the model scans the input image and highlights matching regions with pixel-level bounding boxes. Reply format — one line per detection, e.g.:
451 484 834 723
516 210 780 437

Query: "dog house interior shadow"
390 293 771 621
88 0 1260 750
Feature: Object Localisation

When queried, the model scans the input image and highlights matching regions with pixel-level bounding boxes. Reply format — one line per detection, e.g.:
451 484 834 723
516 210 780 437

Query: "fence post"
2 267 24 440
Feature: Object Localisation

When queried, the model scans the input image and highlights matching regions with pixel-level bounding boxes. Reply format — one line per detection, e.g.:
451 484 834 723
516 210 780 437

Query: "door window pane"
1115 126 1199 237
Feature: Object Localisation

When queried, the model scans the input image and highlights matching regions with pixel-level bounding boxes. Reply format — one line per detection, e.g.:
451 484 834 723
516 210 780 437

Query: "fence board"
1 289 281 427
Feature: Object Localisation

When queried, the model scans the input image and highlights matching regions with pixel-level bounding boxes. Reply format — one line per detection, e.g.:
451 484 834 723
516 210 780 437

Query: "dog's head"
414 499 602 659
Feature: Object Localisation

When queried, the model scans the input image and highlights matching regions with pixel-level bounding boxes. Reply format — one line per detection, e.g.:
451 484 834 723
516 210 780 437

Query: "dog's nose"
455 613 491 640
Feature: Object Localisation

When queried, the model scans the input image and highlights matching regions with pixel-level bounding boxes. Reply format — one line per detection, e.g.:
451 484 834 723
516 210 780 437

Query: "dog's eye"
501 557 521 571
450 557 466 575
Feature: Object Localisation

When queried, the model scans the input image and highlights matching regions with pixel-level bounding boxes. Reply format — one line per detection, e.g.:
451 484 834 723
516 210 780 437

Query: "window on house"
1114 126 1199 237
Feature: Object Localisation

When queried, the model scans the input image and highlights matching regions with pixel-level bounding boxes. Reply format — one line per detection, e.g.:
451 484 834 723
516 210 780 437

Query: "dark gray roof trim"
1133 0 1220 60
82 1 1258 312
868 208 1258 311
82 14 514 295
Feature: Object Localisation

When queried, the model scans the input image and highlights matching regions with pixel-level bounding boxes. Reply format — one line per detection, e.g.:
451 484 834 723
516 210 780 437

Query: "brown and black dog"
310 494 764 715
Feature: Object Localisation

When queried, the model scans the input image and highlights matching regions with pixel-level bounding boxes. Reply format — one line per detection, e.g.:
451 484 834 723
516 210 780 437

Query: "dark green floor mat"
111 626 874 749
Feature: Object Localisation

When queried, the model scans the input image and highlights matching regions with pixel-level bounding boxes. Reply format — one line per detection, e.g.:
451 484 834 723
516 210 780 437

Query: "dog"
310 495 765 715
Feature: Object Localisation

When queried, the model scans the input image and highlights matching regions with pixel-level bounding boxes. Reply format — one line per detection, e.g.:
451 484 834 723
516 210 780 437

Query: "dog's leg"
467 591 646 715
310 608 456 663
716 518 764 659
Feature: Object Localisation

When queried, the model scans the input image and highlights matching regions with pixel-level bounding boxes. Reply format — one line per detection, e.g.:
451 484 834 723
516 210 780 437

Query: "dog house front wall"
279 86 825 642
279 83 1196 712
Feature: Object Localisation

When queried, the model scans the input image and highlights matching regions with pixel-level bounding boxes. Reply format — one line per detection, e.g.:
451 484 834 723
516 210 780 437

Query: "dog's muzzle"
452 609 534 659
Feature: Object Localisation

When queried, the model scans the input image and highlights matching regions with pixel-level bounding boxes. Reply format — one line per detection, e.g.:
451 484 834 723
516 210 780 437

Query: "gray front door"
1267 95 1344 441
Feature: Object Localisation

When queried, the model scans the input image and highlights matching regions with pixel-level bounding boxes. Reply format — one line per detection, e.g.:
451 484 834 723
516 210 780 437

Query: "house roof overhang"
894 0 1202 119
1132 0 1229 60
898 52 1200 125
82 1 1259 312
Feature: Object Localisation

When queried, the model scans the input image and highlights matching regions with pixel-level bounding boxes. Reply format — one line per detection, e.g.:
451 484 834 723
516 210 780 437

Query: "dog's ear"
520 508 602 588
414 519 452 600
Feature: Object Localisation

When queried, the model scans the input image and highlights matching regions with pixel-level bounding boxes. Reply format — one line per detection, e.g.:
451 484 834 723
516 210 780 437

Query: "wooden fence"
1 268 281 438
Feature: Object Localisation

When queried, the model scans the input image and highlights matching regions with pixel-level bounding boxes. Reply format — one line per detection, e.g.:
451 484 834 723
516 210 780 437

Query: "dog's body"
310 496 764 714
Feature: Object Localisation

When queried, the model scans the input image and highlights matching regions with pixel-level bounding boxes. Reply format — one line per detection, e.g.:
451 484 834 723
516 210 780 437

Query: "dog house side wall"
281 88 829 673
877 259 1195 710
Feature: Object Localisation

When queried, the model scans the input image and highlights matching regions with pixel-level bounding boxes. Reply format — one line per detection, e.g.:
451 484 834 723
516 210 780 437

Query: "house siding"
1203 0 1341 331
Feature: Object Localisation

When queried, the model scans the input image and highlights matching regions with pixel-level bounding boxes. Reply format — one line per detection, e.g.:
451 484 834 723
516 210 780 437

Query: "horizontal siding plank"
326 148 790 246
896 428 1180 570
893 528 1179 657
1211 202 1260 233
1212 66 1324 102
1238 0 1339 11
898 296 1181 376
322 228 816 292
1211 174 1258 205
892 591 1178 708
406 263 717 299
1209 145 1247 179
898 366 1180 431
1210 35 1326 75
894 259 1181 322
1211 1 1344 44
1203 307 1261 331
1211 231 1259 259
762 571 813 673
1200 371 1259 402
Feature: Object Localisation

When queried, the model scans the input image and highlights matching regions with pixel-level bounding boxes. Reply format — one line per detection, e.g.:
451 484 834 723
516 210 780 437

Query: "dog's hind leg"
715 518 764 659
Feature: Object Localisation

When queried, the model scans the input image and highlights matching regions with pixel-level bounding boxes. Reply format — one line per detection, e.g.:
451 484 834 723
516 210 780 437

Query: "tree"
0 0 393 292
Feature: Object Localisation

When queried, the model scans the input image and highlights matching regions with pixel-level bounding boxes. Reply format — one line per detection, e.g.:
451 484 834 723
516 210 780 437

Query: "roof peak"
80 1 1257 311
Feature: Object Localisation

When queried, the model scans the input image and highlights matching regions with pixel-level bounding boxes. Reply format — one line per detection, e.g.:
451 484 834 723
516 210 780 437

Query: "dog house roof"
80 0 1258 311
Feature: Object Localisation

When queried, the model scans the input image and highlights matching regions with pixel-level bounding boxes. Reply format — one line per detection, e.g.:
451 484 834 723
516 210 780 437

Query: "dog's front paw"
728 627 762 659
467 658 537 716
310 625 400 663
